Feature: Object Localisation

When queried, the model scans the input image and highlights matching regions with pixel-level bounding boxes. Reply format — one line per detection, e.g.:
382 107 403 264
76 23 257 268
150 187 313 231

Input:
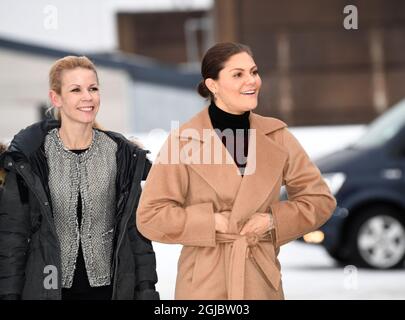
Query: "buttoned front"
137 107 336 300
45 129 117 288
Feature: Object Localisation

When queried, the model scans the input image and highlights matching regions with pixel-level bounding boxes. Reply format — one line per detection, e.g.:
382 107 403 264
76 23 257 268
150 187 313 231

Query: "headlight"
303 231 325 244
322 172 346 195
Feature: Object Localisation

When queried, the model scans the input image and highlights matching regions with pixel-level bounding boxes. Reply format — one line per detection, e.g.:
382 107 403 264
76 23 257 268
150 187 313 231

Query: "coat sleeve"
136 135 216 247
0 169 30 299
126 153 159 300
128 207 159 300
269 129 337 247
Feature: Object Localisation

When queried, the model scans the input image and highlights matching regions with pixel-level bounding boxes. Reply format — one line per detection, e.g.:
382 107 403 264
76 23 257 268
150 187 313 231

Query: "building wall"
214 0 405 125
117 11 208 64
0 47 205 142
0 0 213 53
129 81 206 133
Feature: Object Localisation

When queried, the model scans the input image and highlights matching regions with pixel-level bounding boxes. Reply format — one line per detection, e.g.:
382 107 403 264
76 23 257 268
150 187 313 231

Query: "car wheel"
347 206 405 269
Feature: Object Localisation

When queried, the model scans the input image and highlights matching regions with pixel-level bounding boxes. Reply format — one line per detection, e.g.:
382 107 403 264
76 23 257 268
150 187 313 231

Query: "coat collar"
177 107 288 233
178 107 287 141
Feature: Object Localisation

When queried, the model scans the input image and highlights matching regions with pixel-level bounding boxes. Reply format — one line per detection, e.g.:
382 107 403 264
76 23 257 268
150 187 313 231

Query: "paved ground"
153 241 405 300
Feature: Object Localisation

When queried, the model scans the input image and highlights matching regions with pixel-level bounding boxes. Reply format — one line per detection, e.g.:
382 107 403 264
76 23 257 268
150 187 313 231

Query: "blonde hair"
48 55 102 129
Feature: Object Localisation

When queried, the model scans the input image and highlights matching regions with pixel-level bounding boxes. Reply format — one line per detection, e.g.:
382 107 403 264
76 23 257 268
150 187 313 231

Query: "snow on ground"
133 124 366 161
134 124 405 300
288 125 365 159
279 241 405 300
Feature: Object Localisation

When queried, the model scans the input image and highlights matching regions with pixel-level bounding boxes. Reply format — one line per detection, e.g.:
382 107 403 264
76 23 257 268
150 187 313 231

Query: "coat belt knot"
216 232 281 299
245 232 259 247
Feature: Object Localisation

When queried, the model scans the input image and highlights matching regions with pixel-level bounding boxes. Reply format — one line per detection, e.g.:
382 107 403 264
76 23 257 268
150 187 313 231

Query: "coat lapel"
178 108 288 231
178 108 242 201
228 113 288 233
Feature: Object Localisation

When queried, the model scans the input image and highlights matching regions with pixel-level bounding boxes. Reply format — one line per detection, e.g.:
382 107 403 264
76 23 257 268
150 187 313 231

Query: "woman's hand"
214 211 231 233
240 213 274 236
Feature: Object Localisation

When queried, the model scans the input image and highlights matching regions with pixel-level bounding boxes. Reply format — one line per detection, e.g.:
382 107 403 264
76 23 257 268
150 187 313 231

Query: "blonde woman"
0 56 159 300
137 43 336 300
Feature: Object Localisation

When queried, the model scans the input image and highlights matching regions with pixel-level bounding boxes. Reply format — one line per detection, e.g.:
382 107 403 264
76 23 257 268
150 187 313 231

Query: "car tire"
325 247 350 265
347 206 405 269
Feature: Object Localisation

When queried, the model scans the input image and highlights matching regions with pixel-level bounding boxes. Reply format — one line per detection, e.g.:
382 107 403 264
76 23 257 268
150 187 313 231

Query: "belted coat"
137 107 336 300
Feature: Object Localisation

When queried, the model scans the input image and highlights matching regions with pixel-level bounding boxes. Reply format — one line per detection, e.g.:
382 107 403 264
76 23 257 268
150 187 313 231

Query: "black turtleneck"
208 101 250 175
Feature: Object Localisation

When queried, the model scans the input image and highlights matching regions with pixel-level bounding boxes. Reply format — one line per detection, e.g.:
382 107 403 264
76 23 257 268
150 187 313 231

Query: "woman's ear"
205 78 217 96
49 90 62 108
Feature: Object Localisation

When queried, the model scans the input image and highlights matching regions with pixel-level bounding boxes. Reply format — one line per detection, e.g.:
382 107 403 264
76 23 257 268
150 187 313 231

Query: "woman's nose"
81 89 93 100
246 74 256 85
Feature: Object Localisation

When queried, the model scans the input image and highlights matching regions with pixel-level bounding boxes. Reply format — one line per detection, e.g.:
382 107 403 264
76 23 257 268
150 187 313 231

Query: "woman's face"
206 52 262 114
50 67 100 126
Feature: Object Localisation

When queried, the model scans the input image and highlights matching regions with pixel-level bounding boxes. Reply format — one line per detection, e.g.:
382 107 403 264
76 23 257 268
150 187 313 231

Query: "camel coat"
137 107 336 300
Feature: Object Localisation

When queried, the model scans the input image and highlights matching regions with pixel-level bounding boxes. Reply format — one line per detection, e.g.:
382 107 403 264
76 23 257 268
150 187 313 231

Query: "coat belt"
216 232 281 299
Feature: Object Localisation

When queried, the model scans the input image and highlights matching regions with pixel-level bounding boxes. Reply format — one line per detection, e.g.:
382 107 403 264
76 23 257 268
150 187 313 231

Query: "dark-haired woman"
137 43 336 300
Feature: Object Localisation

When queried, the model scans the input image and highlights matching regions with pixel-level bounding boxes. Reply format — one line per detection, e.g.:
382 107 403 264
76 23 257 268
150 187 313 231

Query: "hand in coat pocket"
240 213 274 236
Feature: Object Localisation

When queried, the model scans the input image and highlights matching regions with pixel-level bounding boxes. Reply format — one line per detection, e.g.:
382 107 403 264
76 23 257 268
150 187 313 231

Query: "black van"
311 99 405 269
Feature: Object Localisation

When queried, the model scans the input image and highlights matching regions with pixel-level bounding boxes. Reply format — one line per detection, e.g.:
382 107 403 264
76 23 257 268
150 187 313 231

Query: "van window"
353 99 405 148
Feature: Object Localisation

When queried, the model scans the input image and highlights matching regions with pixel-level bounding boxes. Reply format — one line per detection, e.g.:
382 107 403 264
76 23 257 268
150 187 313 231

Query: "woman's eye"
71 88 80 92
90 87 99 92
252 70 259 75
233 73 242 78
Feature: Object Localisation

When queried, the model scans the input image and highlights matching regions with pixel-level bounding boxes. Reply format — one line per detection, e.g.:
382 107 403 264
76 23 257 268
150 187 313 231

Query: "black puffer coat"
0 120 159 300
